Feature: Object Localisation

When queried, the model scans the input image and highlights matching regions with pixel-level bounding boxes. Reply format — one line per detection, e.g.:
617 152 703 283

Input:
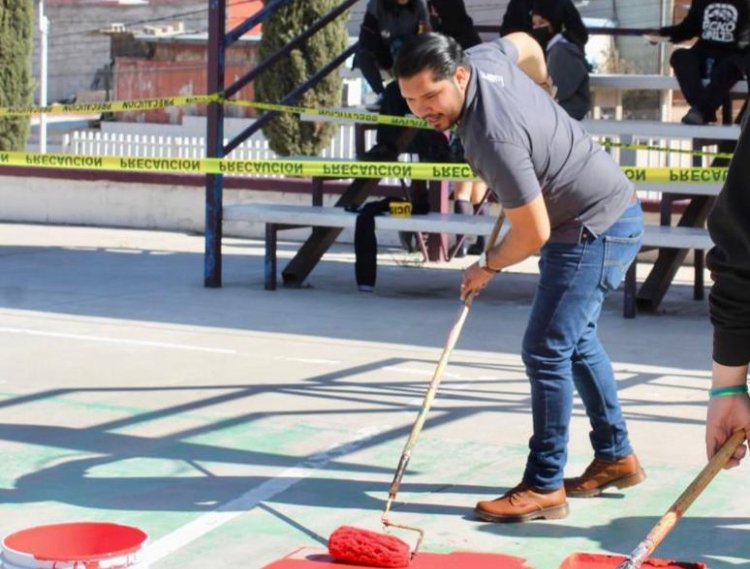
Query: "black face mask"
531 26 554 50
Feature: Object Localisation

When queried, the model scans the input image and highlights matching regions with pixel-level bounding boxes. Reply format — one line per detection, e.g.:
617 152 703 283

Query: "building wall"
113 41 260 123
34 1 206 103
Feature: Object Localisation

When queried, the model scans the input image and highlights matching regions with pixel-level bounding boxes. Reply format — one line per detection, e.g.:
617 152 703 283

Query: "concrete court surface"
0 222 748 569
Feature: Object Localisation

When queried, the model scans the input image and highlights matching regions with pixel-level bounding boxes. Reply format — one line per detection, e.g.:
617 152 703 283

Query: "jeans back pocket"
600 231 643 292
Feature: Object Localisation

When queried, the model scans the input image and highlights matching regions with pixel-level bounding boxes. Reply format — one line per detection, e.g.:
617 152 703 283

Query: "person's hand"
460 263 494 301
643 33 668 45
538 75 556 98
706 394 750 468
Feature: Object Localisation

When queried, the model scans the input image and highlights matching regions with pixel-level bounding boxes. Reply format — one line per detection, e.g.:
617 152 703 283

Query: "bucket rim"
1 522 148 562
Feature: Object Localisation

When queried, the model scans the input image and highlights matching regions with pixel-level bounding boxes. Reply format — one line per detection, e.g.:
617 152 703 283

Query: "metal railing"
205 0 359 287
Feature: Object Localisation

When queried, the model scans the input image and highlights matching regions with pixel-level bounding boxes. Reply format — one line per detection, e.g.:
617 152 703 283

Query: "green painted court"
0 224 747 569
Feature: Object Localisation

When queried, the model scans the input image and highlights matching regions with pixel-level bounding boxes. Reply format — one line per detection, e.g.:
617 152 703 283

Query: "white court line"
143 425 388 565
0 327 236 354
275 357 342 365
383 365 461 379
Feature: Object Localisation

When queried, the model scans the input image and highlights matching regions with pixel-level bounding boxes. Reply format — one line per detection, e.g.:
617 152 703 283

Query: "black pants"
354 48 386 95
670 46 749 122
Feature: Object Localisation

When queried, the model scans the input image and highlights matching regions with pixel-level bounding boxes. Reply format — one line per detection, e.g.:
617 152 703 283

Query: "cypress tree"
255 0 348 156
0 0 34 151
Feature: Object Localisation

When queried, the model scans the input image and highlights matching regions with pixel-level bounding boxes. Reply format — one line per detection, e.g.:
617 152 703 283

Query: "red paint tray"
260 546 533 569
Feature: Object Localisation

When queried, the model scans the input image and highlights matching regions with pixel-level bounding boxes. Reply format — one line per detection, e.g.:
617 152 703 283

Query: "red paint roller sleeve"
327 526 411 568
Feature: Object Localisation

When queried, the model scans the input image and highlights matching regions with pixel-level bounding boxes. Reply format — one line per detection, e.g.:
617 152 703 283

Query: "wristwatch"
478 252 501 274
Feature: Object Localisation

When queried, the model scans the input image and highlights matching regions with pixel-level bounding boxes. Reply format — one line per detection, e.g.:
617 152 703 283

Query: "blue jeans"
521 201 644 490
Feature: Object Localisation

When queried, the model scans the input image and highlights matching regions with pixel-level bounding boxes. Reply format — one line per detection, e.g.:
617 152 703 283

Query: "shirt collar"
546 33 566 52
458 64 477 129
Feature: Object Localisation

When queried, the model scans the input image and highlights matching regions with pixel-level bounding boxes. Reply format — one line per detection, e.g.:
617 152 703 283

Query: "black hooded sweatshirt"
660 0 750 53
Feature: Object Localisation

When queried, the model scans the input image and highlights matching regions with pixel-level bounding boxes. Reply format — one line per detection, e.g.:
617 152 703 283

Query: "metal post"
38 0 49 153
204 0 226 288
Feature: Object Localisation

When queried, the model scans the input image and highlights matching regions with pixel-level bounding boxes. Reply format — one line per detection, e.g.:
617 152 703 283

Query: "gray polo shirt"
456 38 633 243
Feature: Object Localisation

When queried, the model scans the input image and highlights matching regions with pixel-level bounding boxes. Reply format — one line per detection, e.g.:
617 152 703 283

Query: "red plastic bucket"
1 522 148 569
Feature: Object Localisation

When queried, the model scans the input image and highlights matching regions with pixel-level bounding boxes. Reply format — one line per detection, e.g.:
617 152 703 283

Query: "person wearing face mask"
531 0 591 120
500 0 588 50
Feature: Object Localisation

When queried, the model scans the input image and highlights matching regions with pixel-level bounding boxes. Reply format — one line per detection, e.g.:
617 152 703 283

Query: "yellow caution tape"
0 93 738 158
0 92 432 129
622 166 728 183
228 99 431 129
0 151 469 179
0 151 731 183
599 140 734 160
0 94 223 117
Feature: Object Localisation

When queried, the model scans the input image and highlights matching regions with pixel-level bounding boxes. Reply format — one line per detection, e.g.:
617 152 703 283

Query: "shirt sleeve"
494 37 520 63
472 140 541 208
660 0 703 42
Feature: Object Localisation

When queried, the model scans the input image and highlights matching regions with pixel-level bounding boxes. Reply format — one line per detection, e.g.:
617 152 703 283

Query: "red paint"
328 526 411 568
3 522 147 561
559 553 706 569
262 547 532 569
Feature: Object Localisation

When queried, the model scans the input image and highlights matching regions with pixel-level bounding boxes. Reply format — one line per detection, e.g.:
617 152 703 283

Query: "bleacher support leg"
694 249 704 300
265 223 278 291
624 261 636 319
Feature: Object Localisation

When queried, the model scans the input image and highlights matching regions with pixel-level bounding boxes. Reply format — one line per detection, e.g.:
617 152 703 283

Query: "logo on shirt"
702 3 739 43
479 70 505 86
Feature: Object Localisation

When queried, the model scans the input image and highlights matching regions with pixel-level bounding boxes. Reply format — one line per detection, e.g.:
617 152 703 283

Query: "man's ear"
455 65 470 91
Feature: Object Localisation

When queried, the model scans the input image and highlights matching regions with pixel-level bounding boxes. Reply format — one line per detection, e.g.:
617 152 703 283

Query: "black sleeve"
499 0 531 37
659 0 704 43
358 11 392 69
707 119 750 366
560 0 588 48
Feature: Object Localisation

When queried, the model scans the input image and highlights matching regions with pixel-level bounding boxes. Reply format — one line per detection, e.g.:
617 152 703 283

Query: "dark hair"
393 32 468 81
532 0 564 32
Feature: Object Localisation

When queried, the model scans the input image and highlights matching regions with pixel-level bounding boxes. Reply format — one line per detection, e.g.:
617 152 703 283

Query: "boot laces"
505 483 532 505
581 457 611 479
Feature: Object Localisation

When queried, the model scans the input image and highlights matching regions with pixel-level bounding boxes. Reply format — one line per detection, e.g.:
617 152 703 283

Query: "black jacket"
499 0 588 49
707 121 750 366
359 0 429 69
660 0 750 53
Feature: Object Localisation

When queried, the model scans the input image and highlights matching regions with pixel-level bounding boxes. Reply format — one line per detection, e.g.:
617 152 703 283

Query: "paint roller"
327 211 506 568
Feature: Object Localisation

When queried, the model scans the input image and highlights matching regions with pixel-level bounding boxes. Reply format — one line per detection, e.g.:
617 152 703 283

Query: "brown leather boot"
475 483 569 523
564 453 646 497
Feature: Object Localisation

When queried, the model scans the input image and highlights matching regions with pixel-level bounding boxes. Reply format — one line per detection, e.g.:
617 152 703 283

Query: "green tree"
255 0 348 156
0 0 34 150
